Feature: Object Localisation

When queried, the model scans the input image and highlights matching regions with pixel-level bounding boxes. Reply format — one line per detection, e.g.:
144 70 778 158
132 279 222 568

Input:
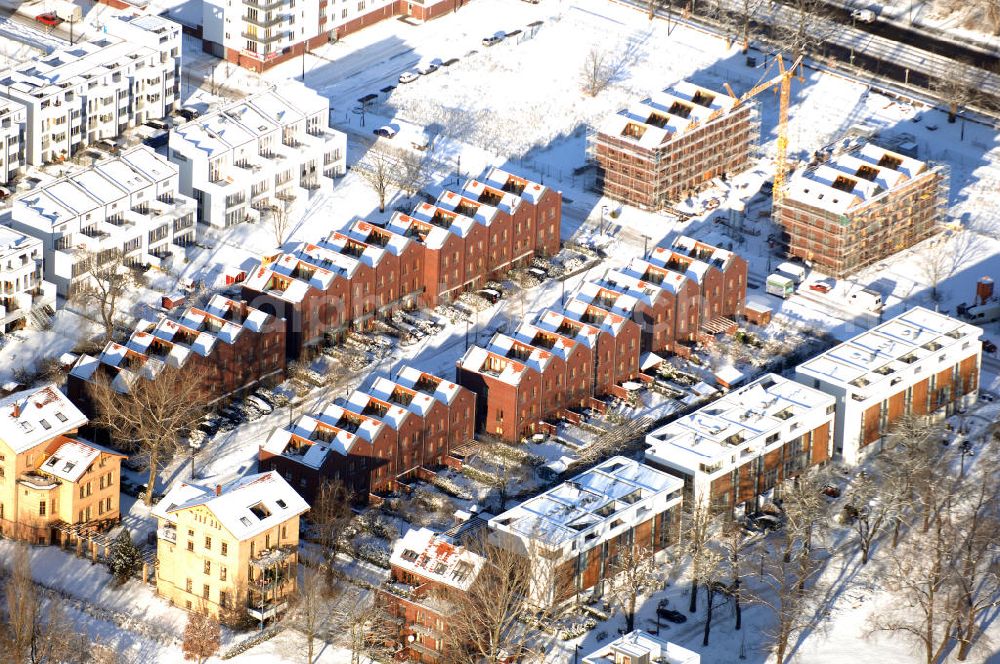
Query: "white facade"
795 307 982 465
9 146 197 298
0 227 53 332
582 630 700 664
168 83 346 228
0 15 181 166
0 99 27 183
644 373 835 512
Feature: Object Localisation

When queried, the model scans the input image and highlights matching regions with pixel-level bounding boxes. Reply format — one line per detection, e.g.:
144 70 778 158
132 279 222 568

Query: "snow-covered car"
398 71 420 84
416 59 442 75
482 32 505 46
373 125 398 138
851 8 876 23
808 280 833 293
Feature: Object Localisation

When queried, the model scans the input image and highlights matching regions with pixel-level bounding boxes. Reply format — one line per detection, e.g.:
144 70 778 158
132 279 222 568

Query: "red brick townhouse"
489 457 683 604
259 367 474 502
456 336 546 443
511 320 595 412
388 207 486 307
344 219 424 311
435 190 515 282
462 166 562 262
594 258 701 354
561 297 641 395
644 373 835 516
242 242 354 359
647 236 748 335
383 520 487 662
69 295 285 410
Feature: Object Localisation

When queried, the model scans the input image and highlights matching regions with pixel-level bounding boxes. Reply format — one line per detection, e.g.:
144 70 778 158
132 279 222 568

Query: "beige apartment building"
153 471 308 621
0 384 124 544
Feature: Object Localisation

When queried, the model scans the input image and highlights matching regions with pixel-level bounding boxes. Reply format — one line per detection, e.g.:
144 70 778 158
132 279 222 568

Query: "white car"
851 8 876 23
482 32 506 46
398 71 420 84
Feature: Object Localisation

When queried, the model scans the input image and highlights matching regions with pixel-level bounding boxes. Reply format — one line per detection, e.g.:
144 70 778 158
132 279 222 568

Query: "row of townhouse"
260 365 475 501
382 456 688 662
456 235 745 443
0 14 181 167
200 0 474 73
644 306 982 515
0 385 124 545
167 83 347 228
241 167 561 359
7 144 197 298
68 294 286 409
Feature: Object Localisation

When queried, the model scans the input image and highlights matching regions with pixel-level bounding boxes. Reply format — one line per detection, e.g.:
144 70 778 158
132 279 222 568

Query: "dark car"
656 607 688 623
821 484 842 498
745 513 783 534
982 339 997 353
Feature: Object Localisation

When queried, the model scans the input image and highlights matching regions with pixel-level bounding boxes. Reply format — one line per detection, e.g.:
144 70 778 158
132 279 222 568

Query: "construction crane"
723 55 804 214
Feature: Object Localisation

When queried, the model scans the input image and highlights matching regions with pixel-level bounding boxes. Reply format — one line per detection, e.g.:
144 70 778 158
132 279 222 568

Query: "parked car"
398 71 420 84
851 8 876 23
982 338 997 353
745 513 783 534
809 280 834 293
656 607 688 623
416 59 442 75
442 57 460 67
373 125 398 138
482 32 506 46
35 12 63 26
821 484 842 498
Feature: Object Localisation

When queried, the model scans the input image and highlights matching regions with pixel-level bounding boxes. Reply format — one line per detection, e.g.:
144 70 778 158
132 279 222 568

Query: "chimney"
215 484 222 496
12 402 20 418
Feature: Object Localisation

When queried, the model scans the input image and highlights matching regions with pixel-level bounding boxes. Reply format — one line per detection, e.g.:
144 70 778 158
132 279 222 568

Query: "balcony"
243 0 286 10
157 525 177 543
242 12 289 28
247 600 288 622
250 545 296 568
241 31 287 44
18 472 60 490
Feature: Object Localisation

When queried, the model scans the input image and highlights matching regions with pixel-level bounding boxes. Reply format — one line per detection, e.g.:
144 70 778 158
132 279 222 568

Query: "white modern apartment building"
489 456 683 604
202 0 456 73
794 307 981 465
644 374 835 515
0 226 54 333
582 631 700 664
9 146 197 297
0 15 181 166
168 83 346 228
0 99 27 184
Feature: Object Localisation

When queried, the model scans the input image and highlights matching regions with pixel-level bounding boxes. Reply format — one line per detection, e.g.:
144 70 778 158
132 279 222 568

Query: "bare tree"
844 471 897 565
719 518 751 630
605 546 662 633
355 146 398 213
871 513 959 664
931 67 986 122
753 538 822 664
950 464 1000 661
396 148 431 201
181 611 220 664
683 497 713 614
269 193 296 248
580 47 613 97
0 545 74 664
771 0 835 63
309 478 353 564
70 250 140 343
698 548 728 646
290 565 334 664
88 365 208 506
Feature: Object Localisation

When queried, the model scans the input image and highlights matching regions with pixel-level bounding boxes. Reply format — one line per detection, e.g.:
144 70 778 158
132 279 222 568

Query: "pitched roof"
0 385 86 454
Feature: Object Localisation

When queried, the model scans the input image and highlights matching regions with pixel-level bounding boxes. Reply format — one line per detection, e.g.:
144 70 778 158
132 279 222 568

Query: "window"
39 501 46 516
205 536 212 550
185 578 193 592
204 560 211 575
219 591 228 609
220 566 227 582
203 584 210 599
187 541 194 552
221 542 228 556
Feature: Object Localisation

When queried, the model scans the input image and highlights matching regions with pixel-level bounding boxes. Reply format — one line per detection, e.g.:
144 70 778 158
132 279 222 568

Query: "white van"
775 261 807 284
851 288 883 311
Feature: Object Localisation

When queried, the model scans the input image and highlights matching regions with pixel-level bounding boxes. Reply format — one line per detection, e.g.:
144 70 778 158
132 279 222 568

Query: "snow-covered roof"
40 437 124 483
487 333 555 375
323 231 386 269
582 630 700 664
407 203 478 242
489 457 682 547
645 373 834 475
368 376 437 417
462 179 521 215
348 220 411 257
785 141 931 215
154 471 308 541
458 345 532 386
575 281 642 317
479 166 548 205
394 366 463 406
435 190 497 227
0 226 39 256
344 390 411 431
390 526 484 592
535 309 600 349
598 81 738 151
0 385 87 455
562 298 630 336
513 322 579 362
796 307 981 390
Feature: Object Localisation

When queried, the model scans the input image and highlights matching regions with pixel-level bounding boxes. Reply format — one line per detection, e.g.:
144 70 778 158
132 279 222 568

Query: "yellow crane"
723 55 804 214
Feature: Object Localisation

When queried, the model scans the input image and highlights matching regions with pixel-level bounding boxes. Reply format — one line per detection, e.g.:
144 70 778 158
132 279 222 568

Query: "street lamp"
600 205 608 236
573 643 582 664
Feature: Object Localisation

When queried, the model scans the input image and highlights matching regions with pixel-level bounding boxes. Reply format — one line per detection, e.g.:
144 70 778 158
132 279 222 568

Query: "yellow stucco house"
0 385 124 544
152 470 309 622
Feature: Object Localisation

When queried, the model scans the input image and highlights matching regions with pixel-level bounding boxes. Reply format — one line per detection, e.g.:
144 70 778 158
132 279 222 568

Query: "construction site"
776 140 949 277
590 80 761 210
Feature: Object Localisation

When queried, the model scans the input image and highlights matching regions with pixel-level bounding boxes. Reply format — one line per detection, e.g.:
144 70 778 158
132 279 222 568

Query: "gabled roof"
153 471 308 541
41 436 124 483
390 526 485 592
0 385 86 454
395 365 464 406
